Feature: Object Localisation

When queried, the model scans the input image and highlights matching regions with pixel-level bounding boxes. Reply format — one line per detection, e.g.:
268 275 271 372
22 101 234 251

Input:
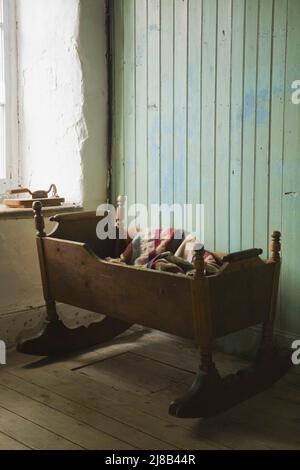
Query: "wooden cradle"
18 199 293 418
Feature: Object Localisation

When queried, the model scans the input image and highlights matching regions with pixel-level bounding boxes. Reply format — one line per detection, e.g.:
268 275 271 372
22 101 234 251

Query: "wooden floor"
0 326 299 450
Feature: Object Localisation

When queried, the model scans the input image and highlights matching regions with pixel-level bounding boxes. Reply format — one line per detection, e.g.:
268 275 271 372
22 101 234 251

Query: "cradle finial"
116 195 127 239
193 243 205 279
269 231 281 263
33 201 46 237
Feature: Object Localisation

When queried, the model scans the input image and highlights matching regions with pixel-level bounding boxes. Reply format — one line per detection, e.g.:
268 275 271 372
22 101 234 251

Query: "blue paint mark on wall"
243 89 255 121
257 88 269 124
234 84 286 128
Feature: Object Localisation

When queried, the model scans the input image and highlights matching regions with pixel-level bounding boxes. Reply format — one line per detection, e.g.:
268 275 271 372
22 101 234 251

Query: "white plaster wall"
0 218 47 314
17 0 107 208
0 0 108 339
78 0 108 210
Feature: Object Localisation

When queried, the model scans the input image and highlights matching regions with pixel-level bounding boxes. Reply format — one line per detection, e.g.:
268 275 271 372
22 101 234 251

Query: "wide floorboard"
0 326 299 450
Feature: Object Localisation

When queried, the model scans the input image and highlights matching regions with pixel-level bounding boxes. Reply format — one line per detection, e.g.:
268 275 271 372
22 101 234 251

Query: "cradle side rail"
36 237 195 338
193 255 276 344
48 211 265 263
222 248 263 263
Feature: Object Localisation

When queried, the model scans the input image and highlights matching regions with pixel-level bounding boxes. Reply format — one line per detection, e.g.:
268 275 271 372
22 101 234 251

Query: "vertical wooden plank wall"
241 0 258 250
229 0 245 252
111 0 300 337
201 0 217 248
123 0 136 209
147 0 160 213
135 0 148 209
112 0 125 197
160 0 174 227
215 0 232 252
173 0 188 227
187 0 201 215
281 0 300 334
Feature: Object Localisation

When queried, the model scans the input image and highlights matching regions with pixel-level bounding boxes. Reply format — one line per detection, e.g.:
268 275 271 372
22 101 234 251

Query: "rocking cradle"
18 198 293 418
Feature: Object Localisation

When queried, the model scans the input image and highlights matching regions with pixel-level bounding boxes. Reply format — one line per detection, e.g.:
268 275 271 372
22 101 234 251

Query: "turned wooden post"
199 345 216 374
193 243 205 279
192 243 216 374
269 230 281 263
115 195 127 257
261 231 282 356
116 195 127 236
32 202 58 322
33 201 46 237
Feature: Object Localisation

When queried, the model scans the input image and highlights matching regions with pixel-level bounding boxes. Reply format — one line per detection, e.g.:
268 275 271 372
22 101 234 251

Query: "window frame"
0 0 19 196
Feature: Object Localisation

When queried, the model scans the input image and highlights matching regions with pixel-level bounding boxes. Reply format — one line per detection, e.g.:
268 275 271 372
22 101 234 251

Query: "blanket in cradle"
107 229 221 275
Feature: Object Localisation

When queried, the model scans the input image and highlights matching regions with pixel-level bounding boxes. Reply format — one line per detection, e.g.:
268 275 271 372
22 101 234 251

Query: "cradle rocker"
18 199 293 417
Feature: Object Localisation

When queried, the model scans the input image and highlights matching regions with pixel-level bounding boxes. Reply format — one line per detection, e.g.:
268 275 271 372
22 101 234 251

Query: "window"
0 0 18 195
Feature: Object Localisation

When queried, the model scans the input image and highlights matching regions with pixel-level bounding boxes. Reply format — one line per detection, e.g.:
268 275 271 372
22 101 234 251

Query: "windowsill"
0 203 83 220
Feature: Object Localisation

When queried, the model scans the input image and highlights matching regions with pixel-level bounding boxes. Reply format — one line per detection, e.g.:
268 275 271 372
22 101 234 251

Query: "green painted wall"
111 0 300 339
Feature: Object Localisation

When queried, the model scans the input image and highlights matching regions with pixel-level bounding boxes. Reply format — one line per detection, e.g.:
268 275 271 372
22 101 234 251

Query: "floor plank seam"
4 371 182 450
127 350 197 375
70 351 129 371
0 381 140 450
0 399 87 450
0 430 33 450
